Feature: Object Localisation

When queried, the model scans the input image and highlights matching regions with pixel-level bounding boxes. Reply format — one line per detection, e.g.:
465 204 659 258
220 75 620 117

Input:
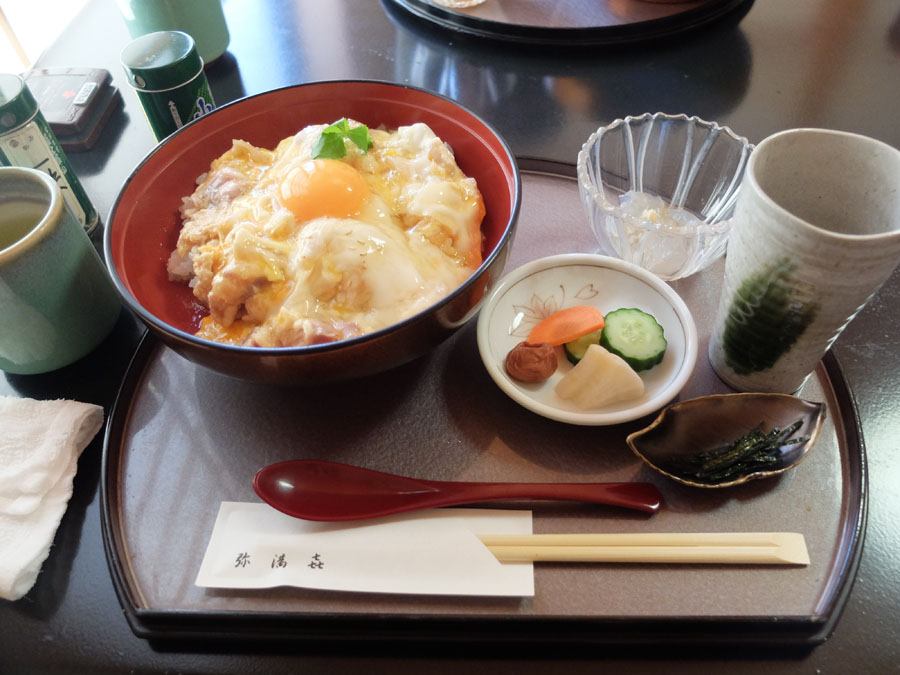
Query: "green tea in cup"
0 167 121 374
0 200 46 251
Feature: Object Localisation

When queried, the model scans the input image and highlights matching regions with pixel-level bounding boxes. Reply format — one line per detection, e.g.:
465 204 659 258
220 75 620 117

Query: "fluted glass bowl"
577 113 753 281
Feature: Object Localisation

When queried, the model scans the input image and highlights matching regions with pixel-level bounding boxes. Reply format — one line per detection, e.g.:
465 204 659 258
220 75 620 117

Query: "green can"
0 74 100 234
120 30 215 142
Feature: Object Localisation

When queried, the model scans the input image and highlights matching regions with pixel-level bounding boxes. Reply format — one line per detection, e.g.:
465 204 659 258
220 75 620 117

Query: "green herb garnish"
661 419 810 484
311 118 373 159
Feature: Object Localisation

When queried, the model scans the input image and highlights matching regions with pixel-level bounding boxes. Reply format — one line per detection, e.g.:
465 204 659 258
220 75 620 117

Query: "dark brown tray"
383 0 754 47
101 159 866 645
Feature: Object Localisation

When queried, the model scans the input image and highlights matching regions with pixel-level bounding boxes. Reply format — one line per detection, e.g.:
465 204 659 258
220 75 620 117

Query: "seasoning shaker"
0 74 100 234
120 30 215 142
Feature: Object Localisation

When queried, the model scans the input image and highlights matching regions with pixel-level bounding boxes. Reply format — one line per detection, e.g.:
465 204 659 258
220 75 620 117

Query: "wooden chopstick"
478 532 809 565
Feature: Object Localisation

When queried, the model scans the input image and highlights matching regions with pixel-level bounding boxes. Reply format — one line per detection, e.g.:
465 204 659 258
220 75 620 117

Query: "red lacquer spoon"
253 460 662 521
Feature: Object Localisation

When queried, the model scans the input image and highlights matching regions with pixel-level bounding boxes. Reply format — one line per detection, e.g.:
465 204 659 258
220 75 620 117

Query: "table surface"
3 0 900 672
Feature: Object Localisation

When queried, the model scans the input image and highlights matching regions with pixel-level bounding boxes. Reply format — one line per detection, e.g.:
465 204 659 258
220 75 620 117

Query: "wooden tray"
101 160 866 644
383 0 754 47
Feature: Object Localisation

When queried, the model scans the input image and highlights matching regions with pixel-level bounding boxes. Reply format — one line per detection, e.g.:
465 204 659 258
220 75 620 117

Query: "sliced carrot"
527 305 605 346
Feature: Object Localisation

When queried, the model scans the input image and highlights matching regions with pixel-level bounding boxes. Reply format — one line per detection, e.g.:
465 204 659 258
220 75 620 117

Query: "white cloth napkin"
0 396 103 601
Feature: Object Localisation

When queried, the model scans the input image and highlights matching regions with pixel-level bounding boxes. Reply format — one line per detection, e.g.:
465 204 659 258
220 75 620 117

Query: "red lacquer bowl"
105 80 521 385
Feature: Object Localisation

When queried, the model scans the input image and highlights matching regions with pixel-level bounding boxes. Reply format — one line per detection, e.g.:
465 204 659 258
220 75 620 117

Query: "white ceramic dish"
476 253 698 425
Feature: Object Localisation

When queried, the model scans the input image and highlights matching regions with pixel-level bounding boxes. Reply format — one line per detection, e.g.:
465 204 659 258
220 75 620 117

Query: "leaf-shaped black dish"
626 393 826 488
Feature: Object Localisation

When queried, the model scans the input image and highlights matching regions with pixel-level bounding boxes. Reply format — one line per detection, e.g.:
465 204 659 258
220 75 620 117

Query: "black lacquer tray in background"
384 0 754 47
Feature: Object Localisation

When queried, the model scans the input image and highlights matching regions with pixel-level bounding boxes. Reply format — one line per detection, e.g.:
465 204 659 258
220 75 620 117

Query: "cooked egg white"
168 121 485 347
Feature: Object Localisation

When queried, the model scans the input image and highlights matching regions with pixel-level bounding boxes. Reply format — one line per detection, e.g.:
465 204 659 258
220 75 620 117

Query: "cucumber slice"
599 308 667 372
563 329 603 365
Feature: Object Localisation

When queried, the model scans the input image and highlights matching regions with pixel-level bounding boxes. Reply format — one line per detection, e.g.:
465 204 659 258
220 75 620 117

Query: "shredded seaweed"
661 419 809 484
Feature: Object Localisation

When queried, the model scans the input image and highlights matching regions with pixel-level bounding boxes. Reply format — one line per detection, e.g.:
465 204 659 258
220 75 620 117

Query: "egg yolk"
278 159 370 222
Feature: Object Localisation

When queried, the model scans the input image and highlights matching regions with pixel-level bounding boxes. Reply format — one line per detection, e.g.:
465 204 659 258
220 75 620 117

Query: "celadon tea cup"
0 167 121 374
709 128 900 393
115 0 230 65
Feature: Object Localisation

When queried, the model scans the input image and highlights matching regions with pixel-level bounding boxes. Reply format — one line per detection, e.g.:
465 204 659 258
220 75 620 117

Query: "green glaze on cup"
709 128 900 393
0 166 121 374
719 258 819 375
115 0 230 65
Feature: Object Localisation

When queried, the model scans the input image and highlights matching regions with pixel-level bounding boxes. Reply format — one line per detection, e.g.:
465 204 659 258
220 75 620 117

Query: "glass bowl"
577 112 753 281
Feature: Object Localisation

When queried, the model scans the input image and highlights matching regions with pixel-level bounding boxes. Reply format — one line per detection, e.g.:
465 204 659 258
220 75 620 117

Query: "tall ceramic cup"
0 167 121 374
115 0 230 65
708 128 900 393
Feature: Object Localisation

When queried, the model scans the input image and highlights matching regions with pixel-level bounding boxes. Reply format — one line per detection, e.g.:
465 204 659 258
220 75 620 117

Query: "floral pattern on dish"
509 283 601 338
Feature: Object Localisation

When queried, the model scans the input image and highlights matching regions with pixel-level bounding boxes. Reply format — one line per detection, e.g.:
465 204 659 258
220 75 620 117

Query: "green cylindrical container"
120 30 215 142
0 74 100 234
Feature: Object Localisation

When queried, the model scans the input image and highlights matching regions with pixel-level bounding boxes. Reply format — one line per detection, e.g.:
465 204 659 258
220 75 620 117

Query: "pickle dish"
476 253 698 426
626 393 826 488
